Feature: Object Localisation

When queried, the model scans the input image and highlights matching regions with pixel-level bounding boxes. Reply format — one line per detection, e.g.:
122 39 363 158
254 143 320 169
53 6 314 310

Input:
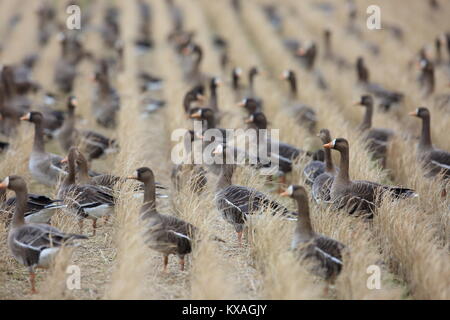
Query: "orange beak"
297 48 306 56
279 191 290 197
323 142 333 149
279 73 287 80
20 114 31 121
408 111 417 116
190 110 202 119
244 117 253 124
353 100 362 106
237 101 245 107
126 176 138 180
60 157 68 164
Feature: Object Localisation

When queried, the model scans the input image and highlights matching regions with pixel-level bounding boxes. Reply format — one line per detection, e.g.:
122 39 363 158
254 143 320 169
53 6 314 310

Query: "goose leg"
78 220 83 234
163 255 169 272
29 271 37 294
179 256 185 271
92 219 97 236
104 215 109 224
237 231 243 247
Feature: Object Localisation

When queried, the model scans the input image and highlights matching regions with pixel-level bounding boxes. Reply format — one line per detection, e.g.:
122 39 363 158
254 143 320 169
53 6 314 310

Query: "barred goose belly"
324 138 417 218
214 162 297 246
0 176 86 294
57 147 115 235
281 185 346 283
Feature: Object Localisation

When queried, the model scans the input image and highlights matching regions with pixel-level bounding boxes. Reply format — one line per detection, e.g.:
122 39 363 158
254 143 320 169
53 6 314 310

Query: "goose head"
409 107 430 119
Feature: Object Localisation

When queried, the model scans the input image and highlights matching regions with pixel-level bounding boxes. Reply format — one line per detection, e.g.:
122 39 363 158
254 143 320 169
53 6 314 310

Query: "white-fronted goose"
355 95 394 167
128 167 196 271
417 59 435 98
312 129 338 203
324 138 417 217
0 175 87 293
280 70 317 133
183 84 205 116
409 107 450 179
58 96 118 161
214 161 297 246
356 57 403 112
20 112 67 187
91 64 121 129
281 185 346 282
171 130 207 194
237 98 263 116
57 148 115 235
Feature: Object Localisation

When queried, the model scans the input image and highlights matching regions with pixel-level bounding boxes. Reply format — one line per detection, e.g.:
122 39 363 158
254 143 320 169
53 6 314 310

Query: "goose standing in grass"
356 57 404 112
128 167 196 271
183 84 205 116
0 175 87 294
281 185 346 282
409 107 450 179
355 95 394 168
237 97 263 116
20 112 67 187
324 138 417 217
280 70 317 133
312 129 338 203
214 158 297 246
57 147 115 235
57 96 118 161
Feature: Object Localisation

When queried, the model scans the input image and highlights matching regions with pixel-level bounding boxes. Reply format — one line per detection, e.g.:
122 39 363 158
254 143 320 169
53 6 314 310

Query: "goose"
1 187 65 225
183 84 205 116
182 42 207 85
91 66 121 129
281 185 346 282
280 70 317 133
231 67 244 101
312 129 338 203
127 167 197 271
214 161 297 246
247 66 263 102
322 29 352 70
73 148 167 197
295 43 328 90
57 96 118 161
355 95 394 167
237 98 263 116
409 107 450 179
356 57 403 112
171 130 207 194
57 147 115 235
417 59 435 98
20 112 67 187
0 175 87 294
324 138 417 217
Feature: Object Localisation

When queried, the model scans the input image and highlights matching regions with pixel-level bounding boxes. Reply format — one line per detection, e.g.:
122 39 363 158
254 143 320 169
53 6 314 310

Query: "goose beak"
279 73 287 80
20 113 31 121
126 176 138 180
244 116 254 124
215 79 222 86
0 177 9 189
408 111 418 116
297 48 306 56
237 100 245 107
323 142 333 149
353 100 362 106
60 157 68 164
279 190 290 197
190 110 202 119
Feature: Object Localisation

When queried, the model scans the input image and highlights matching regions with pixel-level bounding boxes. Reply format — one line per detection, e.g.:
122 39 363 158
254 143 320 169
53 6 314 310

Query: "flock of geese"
0 0 449 296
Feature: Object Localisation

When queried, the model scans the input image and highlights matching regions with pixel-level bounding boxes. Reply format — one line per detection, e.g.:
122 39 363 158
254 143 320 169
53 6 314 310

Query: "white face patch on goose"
283 70 289 79
249 115 254 122
1 176 10 187
235 68 242 76
331 139 337 148
416 108 420 115
287 185 294 196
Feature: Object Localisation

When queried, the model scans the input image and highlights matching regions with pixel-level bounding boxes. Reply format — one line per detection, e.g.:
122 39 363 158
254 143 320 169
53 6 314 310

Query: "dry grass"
0 0 448 300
